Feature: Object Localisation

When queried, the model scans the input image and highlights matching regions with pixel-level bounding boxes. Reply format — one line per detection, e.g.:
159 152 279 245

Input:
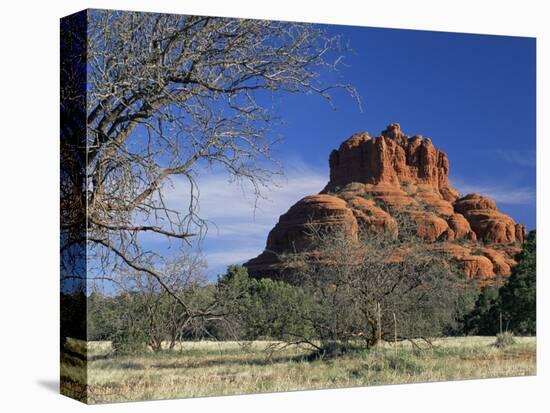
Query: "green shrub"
495 332 516 348
111 328 148 355
342 182 365 192
400 182 416 196
385 352 423 374
359 192 374 201
216 265 315 342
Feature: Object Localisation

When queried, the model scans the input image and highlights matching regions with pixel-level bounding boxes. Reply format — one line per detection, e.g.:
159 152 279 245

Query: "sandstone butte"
244 123 526 285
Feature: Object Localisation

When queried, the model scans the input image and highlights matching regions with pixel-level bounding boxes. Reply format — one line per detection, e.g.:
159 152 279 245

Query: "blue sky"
161 25 536 279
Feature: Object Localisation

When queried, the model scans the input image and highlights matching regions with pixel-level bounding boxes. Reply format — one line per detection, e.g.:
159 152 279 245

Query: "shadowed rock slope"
245 124 526 284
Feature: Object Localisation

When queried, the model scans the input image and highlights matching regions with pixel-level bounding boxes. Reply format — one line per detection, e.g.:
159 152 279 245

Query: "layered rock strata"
245 124 525 283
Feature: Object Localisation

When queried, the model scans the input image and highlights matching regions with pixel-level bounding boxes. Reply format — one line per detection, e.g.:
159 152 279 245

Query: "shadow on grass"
92 352 315 370
88 353 116 362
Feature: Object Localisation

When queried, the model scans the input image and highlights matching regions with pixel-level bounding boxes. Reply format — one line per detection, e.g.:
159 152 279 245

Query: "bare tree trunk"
377 302 382 345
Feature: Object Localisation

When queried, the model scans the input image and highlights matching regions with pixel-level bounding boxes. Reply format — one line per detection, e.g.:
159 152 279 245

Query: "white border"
0 1 545 412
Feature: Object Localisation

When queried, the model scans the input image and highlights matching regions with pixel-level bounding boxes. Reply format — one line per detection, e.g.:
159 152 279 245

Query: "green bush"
111 328 148 355
342 182 365 192
495 332 516 348
215 265 315 342
461 286 500 335
386 352 423 374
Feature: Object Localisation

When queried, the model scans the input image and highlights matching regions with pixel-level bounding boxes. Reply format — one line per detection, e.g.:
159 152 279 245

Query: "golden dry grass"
61 336 536 404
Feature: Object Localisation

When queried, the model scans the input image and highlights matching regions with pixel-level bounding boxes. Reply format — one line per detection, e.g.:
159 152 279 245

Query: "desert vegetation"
61 226 536 403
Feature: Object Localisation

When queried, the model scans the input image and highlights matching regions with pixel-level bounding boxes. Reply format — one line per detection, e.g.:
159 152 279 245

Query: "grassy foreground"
61 336 536 404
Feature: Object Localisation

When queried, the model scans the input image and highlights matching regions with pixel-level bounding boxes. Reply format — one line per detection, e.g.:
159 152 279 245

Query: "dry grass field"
61 336 536 404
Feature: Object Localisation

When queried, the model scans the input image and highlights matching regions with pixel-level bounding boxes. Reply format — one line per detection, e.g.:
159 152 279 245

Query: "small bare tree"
120 252 212 351
88 251 226 352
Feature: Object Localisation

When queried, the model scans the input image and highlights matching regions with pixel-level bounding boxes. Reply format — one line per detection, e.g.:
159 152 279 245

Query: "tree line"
63 226 536 356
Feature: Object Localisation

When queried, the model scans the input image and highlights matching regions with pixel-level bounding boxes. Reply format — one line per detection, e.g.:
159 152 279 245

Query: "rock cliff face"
245 124 525 283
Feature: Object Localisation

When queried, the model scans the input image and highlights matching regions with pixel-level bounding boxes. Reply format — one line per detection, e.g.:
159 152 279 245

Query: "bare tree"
61 10 359 312
98 251 217 351
280 217 474 349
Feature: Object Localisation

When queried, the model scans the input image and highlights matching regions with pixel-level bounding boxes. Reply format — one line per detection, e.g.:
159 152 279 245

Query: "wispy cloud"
162 161 327 273
202 248 267 269
495 149 536 168
452 179 535 205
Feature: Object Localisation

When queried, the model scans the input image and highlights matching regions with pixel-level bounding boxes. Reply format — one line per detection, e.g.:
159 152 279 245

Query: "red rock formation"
516 224 527 243
429 243 516 281
406 211 449 242
481 247 513 276
447 213 477 241
454 193 523 244
325 123 459 202
265 194 358 253
245 124 526 283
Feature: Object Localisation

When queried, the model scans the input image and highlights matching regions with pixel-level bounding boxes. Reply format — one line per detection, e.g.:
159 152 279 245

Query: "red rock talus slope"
245 124 525 283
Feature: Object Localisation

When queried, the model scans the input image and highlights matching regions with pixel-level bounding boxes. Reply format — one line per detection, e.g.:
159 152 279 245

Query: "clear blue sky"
274 24 536 222
160 24 537 278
